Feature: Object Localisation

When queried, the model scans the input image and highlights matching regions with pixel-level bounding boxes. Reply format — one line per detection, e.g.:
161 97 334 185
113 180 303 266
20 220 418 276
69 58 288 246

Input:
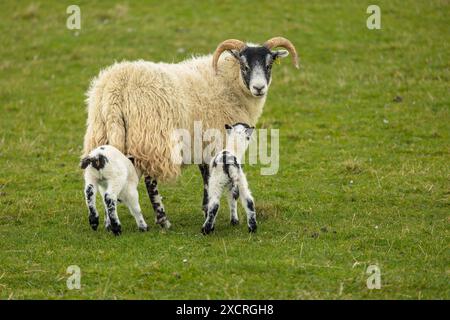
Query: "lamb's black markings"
199 164 210 217
227 122 251 129
80 154 109 170
246 199 257 232
248 216 257 233
104 193 121 235
213 151 240 181
144 176 168 226
202 203 219 235
231 186 239 200
84 184 99 231
246 198 255 212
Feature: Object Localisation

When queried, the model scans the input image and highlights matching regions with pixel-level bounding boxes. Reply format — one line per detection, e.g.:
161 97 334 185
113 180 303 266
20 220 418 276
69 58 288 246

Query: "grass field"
0 0 448 299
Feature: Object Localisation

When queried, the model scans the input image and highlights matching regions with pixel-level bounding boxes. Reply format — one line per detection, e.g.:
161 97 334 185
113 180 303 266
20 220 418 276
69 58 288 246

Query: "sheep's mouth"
253 92 266 97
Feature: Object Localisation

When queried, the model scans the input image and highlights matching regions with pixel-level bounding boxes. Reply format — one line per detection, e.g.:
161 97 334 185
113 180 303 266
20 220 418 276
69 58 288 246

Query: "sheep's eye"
241 63 250 72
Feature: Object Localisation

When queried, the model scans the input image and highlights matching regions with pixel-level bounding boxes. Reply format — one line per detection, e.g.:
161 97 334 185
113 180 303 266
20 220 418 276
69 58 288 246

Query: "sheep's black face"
232 46 289 98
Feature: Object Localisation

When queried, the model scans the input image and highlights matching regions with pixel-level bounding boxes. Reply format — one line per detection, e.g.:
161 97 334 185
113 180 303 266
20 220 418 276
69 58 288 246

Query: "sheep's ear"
245 127 255 136
272 49 289 60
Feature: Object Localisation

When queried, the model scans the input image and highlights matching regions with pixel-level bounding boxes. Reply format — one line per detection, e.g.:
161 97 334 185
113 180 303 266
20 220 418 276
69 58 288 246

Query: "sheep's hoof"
139 225 149 232
230 218 239 226
89 216 99 231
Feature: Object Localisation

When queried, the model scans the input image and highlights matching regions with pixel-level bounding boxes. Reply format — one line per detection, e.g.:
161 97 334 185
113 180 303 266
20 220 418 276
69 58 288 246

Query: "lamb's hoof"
105 224 111 232
248 223 257 233
202 224 215 235
139 225 149 232
230 218 239 226
89 216 99 231
110 223 122 236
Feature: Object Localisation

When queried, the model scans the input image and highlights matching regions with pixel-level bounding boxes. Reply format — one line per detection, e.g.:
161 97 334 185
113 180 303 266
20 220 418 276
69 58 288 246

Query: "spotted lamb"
80 145 154 235
201 123 256 235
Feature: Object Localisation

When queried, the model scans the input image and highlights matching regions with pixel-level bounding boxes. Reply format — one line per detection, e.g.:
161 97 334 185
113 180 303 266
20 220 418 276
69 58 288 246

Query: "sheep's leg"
144 176 171 229
227 185 239 226
199 164 210 218
103 191 121 236
123 187 148 232
84 183 99 231
237 175 257 233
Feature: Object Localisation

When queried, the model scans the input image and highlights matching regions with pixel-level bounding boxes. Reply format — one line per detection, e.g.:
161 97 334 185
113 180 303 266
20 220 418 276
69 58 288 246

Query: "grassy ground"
0 0 448 299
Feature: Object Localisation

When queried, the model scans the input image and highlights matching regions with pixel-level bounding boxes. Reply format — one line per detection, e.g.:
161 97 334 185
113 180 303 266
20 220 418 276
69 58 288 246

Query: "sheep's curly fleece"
82 53 266 181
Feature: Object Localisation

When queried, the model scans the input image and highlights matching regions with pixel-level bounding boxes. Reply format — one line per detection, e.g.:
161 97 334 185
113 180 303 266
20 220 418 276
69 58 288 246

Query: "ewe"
82 37 299 228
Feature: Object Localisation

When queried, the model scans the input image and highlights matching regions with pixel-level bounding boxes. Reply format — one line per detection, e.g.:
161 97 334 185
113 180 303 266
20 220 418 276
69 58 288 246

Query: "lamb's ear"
245 127 255 136
80 157 91 169
225 124 232 134
272 49 289 60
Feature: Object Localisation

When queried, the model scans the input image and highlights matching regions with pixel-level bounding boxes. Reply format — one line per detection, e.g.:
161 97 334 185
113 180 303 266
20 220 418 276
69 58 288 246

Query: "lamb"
82 37 299 227
201 123 256 235
80 145 149 235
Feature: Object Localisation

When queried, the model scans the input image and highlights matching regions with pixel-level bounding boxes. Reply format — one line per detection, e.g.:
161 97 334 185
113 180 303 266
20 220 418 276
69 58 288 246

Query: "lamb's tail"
80 154 108 170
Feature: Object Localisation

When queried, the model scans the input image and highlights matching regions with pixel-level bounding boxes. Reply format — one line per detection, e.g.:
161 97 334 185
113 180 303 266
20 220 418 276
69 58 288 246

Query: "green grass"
0 0 448 299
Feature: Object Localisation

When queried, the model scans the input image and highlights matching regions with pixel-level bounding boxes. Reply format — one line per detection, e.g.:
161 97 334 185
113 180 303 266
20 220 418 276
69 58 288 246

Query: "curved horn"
212 39 246 73
263 37 299 69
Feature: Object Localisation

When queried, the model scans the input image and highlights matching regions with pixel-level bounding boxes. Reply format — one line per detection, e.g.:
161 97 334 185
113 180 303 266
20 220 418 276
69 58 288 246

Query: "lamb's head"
212 37 299 98
225 123 255 157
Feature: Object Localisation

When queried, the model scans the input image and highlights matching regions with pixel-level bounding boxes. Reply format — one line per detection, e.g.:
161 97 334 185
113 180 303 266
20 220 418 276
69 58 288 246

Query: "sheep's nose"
252 85 265 92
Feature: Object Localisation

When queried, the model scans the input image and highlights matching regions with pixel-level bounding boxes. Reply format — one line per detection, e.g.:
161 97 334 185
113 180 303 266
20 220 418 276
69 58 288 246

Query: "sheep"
80 145 149 235
82 37 299 227
201 123 256 235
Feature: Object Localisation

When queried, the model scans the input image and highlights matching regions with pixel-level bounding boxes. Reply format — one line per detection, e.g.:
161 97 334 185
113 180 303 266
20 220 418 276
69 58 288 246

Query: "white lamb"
80 145 150 235
202 123 256 235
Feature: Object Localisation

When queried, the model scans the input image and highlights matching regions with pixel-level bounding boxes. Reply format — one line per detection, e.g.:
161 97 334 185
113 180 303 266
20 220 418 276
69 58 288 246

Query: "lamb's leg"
145 176 171 229
237 175 257 233
98 186 111 231
202 178 222 235
199 164 210 218
227 185 239 226
103 191 121 236
123 187 148 232
84 183 99 231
